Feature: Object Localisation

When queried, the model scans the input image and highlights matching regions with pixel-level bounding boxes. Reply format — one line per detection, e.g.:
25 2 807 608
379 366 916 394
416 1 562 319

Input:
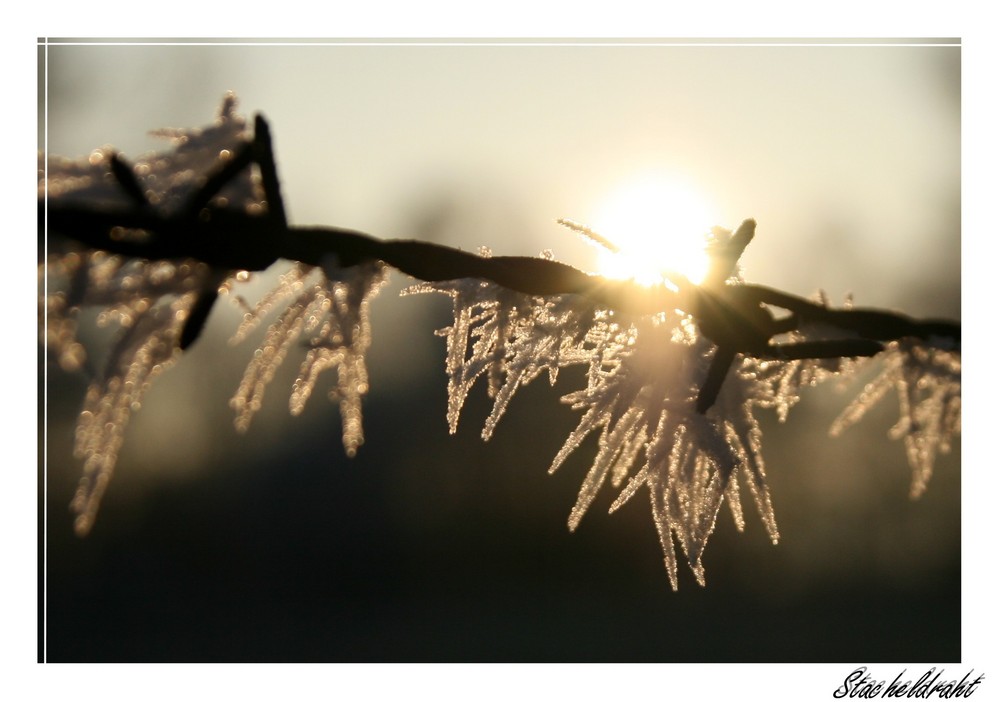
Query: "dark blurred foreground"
41 293 960 662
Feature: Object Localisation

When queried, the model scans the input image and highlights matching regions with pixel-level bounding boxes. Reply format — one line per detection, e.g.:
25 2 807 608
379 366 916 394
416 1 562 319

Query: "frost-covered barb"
552 316 780 589
404 270 531 435
42 226 213 536
411 226 786 587
831 339 961 497
747 292 856 423
41 93 262 535
404 250 596 438
230 259 388 455
42 94 960 589
70 292 199 536
41 95 387 531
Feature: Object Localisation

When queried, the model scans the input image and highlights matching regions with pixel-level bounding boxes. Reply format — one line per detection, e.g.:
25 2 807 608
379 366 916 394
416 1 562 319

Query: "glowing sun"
583 175 719 286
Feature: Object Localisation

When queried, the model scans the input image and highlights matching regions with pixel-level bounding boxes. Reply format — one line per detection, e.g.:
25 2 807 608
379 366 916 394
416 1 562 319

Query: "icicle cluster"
408 230 961 587
749 292 855 422
552 316 781 589
408 240 788 589
42 232 212 535
229 259 387 455
831 339 961 497
403 249 595 439
41 96 387 532
41 95 259 535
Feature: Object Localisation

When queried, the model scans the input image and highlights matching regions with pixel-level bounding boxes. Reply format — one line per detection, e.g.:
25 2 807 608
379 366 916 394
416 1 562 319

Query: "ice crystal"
746 292 859 422
42 93 401 533
480 294 597 440
70 292 199 535
42 94 262 534
407 223 792 587
552 317 780 589
42 93 261 378
404 252 597 438
749 349 848 423
41 92 259 214
230 260 388 456
831 339 961 497
414 262 782 588
404 276 530 434
43 250 215 536
44 94 397 532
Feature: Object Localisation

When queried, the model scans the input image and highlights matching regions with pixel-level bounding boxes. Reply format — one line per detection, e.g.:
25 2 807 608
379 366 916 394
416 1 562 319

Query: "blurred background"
39 39 960 662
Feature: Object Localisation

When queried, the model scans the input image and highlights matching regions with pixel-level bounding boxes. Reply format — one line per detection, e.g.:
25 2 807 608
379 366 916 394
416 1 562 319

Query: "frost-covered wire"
40 95 961 589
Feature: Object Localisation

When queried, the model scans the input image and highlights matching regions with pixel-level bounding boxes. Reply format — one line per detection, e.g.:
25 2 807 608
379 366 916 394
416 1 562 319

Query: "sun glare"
588 175 719 286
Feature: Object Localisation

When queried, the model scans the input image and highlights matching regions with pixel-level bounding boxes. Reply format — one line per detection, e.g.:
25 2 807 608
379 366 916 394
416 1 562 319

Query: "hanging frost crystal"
748 291 858 421
404 250 597 438
43 250 217 535
230 260 388 456
551 316 779 589
42 94 263 534
831 339 961 497
409 225 788 588
404 276 531 434
70 292 198 535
